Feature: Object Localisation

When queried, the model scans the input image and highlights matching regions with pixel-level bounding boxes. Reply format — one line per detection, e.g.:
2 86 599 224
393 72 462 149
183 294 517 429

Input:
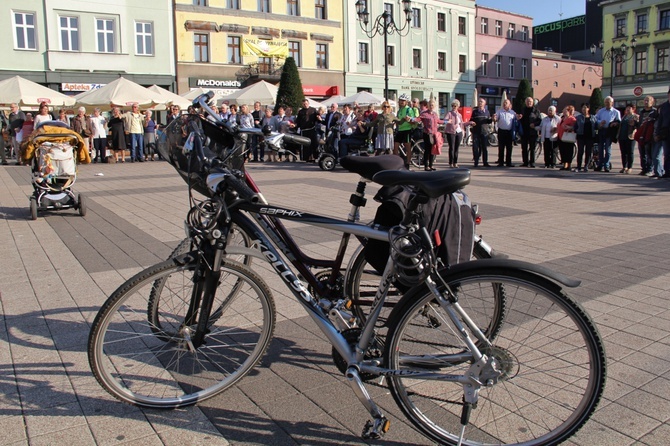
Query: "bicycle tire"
384 267 606 446
88 256 276 408
345 239 502 333
410 139 424 167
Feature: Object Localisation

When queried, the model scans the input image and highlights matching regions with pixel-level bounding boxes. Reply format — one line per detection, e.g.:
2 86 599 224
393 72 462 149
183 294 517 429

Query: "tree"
275 57 304 114
513 79 533 113
589 88 604 113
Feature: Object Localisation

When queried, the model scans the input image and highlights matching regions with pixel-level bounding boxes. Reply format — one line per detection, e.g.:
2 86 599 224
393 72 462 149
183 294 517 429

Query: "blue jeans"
131 133 144 160
651 141 664 176
598 134 612 169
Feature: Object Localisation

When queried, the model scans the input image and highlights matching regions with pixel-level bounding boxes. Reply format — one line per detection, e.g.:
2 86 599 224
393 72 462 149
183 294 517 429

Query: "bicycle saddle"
372 168 471 198
340 154 406 181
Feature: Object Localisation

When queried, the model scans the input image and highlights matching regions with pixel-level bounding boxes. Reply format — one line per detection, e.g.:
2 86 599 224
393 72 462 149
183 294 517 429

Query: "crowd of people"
3 90 670 179
0 102 160 165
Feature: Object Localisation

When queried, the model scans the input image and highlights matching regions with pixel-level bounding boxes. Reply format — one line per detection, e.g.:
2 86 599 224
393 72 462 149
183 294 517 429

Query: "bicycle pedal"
361 417 390 440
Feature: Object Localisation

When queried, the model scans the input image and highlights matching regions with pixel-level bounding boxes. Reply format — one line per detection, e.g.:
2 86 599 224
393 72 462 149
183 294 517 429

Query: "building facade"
174 0 344 99
532 50 602 111
475 6 533 112
599 0 670 108
1 0 175 96
344 0 476 113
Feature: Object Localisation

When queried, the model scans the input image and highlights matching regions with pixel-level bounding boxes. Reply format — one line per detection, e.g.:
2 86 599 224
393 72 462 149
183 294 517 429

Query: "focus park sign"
533 16 586 35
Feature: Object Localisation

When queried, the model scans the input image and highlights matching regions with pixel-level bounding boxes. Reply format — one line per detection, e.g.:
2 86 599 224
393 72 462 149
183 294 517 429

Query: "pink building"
532 50 602 112
475 6 533 112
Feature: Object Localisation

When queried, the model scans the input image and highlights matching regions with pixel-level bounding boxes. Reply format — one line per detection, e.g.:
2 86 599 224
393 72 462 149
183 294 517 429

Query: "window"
522 58 528 79
439 92 450 109
553 81 558 87
227 36 241 63
289 40 301 66
458 55 466 73
636 13 648 34
533 80 539 86
615 17 626 37
615 58 624 76
384 3 393 24
438 52 446 71
59 16 79 51
193 0 207 5
534 60 538 66
658 47 669 72
480 53 488 75
96 19 115 53
227 0 240 8
571 83 576 88
13 12 36 50
553 62 558 68
495 55 502 77
258 0 271 12
412 8 421 28
660 10 670 30
458 17 466 35
194 33 209 62
635 50 647 74
437 13 446 32
387 45 395 66
135 22 153 55
509 57 515 78
316 43 328 69
508 23 515 38
521 25 529 41
480 18 488 34
315 0 326 19
495 20 502 36
413 49 422 68
258 57 271 73
358 42 369 64
287 0 299 16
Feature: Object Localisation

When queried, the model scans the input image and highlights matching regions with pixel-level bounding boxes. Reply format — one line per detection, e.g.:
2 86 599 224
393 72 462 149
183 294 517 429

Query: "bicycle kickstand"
346 367 390 440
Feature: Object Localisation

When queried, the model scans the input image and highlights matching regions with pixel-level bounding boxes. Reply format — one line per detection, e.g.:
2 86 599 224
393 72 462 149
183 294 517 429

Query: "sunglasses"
383 105 390 108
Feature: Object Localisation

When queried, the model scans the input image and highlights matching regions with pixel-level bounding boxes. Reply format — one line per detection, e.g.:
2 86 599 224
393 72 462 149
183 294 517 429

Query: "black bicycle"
88 93 606 445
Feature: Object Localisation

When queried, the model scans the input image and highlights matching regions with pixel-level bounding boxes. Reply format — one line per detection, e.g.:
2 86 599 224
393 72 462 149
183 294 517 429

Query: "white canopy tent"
147 85 191 110
74 77 162 109
0 76 76 108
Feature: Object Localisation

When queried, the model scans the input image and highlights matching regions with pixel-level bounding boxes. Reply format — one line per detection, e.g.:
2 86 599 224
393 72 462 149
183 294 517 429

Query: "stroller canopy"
20 124 91 165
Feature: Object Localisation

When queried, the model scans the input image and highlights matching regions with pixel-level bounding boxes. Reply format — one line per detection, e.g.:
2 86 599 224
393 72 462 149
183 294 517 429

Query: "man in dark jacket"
8 103 26 163
251 101 264 162
295 98 317 161
517 97 542 167
468 98 492 167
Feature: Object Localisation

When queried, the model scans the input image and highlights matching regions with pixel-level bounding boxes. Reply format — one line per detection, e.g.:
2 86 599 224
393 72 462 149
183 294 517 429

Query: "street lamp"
590 38 637 97
581 66 602 87
355 0 413 101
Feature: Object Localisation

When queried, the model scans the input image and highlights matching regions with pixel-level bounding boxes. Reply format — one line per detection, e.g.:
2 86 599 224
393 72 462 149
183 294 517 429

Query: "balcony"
235 60 284 85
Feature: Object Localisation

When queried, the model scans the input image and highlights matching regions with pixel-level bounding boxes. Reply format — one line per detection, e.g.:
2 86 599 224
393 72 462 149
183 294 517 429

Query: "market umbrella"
472 88 478 107
0 76 76 108
147 85 191 109
222 81 278 106
340 91 385 107
321 95 346 107
74 77 161 109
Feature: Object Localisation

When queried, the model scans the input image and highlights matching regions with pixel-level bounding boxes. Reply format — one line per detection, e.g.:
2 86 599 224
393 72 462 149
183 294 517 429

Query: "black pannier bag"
365 184 476 276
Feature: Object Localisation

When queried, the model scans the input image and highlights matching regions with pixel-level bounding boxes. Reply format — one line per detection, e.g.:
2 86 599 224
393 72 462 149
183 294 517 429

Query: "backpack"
365 184 476 277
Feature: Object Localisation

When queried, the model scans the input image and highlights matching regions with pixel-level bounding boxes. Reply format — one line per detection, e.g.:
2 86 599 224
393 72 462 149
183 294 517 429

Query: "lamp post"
590 39 636 97
355 0 412 101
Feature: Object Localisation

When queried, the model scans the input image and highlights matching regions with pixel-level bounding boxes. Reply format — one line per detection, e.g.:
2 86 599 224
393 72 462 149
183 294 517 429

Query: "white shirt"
540 115 561 140
341 112 356 136
91 115 107 138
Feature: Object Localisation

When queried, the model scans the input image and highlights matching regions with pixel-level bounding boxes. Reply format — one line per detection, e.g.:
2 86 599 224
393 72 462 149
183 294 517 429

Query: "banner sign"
533 16 586 35
242 37 289 61
61 83 105 92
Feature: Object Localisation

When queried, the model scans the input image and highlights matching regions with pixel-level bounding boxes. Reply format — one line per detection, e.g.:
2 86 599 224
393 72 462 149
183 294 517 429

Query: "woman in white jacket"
539 106 561 168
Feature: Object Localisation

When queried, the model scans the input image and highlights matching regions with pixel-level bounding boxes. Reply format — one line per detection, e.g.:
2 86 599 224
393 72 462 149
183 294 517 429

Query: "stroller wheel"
78 193 87 217
319 154 336 171
29 197 38 220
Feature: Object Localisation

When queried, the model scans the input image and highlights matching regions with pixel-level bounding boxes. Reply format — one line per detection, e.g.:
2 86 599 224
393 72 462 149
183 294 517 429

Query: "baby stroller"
20 122 90 220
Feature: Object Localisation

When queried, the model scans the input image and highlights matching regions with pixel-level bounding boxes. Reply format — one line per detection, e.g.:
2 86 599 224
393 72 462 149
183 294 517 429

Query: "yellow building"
174 0 344 100
600 0 670 107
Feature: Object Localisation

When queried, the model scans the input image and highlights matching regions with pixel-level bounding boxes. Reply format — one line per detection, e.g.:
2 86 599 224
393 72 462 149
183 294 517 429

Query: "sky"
475 0 586 26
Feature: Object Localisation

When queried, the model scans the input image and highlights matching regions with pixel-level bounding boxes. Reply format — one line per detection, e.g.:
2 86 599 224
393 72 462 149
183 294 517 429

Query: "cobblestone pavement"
1 150 669 445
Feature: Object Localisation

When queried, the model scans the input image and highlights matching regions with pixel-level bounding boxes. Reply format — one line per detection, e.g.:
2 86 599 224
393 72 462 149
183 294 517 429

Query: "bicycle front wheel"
88 257 275 408
384 267 606 446
410 139 424 167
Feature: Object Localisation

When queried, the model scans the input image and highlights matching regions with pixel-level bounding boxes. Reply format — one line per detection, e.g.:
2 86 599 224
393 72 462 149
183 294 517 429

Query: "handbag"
560 131 576 143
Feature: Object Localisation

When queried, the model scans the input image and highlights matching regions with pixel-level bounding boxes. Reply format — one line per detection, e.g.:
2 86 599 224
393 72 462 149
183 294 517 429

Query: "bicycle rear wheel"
88 257 275 408
410 139 424 167
384 267 606 446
